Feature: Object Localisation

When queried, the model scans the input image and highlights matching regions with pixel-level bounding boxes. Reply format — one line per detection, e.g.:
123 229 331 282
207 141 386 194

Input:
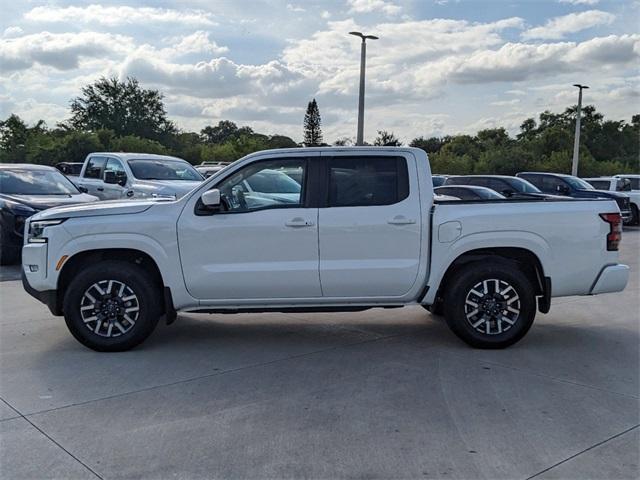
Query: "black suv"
443 175 556 199
516 172 632 223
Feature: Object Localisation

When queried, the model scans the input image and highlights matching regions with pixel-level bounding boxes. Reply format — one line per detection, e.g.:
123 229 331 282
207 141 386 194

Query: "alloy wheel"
464 278 521 335
79 280 140 338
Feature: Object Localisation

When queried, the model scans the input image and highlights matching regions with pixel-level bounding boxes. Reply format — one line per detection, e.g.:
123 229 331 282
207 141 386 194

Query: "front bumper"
589 264 629 295
22 270 61 315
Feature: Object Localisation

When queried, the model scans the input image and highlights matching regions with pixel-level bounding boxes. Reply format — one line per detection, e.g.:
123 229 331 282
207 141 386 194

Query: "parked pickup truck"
22 147 629 352
75 152 203 201
516 172 632 224
583 176 640 225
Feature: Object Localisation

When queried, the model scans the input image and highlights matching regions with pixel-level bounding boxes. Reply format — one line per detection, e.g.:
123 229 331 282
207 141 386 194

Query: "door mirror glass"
201 189 221 207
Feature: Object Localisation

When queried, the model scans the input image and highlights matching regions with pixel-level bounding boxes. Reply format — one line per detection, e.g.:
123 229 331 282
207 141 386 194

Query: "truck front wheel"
63 260 161 352
443 261 536 349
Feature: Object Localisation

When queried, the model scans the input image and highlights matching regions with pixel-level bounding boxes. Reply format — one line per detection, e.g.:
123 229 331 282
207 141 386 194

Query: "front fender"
54 232 196 309
422 230 551 304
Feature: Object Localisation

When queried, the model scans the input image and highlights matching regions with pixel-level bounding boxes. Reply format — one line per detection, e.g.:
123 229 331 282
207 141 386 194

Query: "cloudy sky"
1 0 638 143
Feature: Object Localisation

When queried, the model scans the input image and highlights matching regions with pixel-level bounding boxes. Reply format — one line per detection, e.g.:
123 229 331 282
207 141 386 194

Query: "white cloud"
165 31 228 56
321 11 332 19
347 0 402 15
490 99 521 106
24 5 217 27
2 26 23 38
450 34 640 84
558 0 599 5
522 10 615 40
0 32 133 73
120 55 311 102
286 4 306 13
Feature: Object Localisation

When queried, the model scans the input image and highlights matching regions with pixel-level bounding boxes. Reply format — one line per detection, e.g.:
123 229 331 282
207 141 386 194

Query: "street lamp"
571 83 589 176
349 31 378 146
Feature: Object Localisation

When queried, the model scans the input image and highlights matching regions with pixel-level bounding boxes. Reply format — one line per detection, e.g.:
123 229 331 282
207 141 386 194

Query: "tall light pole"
571 83 589 176
349 31 378 146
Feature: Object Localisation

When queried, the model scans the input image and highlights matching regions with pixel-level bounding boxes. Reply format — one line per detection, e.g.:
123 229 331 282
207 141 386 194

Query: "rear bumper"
621 209 632 223
589 264 629 295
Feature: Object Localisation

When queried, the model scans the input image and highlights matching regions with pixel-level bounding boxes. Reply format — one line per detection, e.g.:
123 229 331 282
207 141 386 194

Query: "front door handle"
388 215 416 225
97 187 104 192
285 217 315 228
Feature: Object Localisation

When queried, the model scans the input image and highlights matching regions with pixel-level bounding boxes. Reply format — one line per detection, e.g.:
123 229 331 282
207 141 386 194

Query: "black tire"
443 260 536 349
63 260 162 352
631 204 640 226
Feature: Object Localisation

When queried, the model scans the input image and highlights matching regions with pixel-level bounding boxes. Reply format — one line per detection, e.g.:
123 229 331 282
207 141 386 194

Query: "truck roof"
0 163 56 171
88 152 187 162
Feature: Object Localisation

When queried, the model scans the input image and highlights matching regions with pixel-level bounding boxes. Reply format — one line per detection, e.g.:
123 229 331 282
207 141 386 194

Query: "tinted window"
586 180 611 190
564 176 593 190
128 159 203 181
0 169 80 195
328 156 408 207
216 158 305 213
539 176 568 193
84 157 106 179
435 186 479 200
627 178 640 190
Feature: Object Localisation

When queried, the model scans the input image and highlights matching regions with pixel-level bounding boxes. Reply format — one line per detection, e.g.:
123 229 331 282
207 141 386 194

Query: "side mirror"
501 189 514 197
77 185 88 193
104 171 118 184
201 189 221 208
556 185 569 195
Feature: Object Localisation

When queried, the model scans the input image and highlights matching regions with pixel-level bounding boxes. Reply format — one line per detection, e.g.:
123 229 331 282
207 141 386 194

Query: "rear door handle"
285 217 315 228
388 216 416 225
97 187 104 191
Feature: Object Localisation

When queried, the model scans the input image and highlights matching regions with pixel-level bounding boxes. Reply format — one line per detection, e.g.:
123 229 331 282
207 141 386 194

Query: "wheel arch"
425 246 551 314
56 248 174 319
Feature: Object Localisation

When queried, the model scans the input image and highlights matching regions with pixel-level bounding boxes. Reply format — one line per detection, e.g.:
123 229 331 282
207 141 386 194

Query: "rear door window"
328 156 409 207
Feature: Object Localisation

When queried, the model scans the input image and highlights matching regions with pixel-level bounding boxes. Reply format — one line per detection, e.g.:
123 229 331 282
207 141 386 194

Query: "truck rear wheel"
63 260 161 352
443 261 536 349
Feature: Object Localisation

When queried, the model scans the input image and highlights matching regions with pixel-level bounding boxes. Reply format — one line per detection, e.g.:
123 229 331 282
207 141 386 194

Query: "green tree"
303 99 323 146
69 77 176 141
374 130 402 146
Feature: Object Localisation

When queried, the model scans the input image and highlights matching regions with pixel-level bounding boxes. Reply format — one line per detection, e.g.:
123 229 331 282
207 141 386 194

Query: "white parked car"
75 153 204 200
22 147 629 351
583 176 640 225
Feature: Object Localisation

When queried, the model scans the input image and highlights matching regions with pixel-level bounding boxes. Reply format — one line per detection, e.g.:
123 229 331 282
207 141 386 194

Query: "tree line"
0 76 637 177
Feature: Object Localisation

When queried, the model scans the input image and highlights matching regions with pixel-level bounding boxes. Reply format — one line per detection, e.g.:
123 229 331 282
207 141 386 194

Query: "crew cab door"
318 152 422 297
77 156 108 199
177 153 322 300
101 157 129 200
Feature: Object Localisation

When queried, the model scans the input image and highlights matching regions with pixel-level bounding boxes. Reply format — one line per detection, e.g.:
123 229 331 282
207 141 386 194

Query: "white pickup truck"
75 152 203 201
21 147 629 352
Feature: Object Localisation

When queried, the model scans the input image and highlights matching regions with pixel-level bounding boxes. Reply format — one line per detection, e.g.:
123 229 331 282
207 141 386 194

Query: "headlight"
28 219 65 243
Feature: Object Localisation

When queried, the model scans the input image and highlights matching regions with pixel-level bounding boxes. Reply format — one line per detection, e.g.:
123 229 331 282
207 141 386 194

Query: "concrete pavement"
1 229 638 479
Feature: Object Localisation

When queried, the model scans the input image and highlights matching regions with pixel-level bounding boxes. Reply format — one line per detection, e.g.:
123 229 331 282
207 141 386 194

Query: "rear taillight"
600 212 622 251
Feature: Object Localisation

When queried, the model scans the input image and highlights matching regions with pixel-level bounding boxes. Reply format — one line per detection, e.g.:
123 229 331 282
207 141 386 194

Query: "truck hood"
30 199 163 221
577 189 628 200
134 179 202 197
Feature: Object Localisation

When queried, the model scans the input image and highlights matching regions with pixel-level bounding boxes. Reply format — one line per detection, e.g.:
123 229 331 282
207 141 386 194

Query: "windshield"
128 159 203 181
565 176 594 190
0 169 80 195
511 177 541 193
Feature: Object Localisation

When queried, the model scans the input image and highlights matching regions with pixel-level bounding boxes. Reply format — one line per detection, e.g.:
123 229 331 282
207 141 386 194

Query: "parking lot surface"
1 229 638 479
